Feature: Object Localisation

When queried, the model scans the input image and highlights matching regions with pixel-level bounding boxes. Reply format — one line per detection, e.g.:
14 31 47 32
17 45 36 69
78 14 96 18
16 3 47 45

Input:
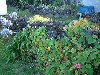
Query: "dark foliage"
10 17 28 32
30 20 68 39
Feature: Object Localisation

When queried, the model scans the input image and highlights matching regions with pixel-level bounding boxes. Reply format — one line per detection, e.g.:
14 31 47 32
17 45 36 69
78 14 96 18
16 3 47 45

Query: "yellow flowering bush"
28 15 52 24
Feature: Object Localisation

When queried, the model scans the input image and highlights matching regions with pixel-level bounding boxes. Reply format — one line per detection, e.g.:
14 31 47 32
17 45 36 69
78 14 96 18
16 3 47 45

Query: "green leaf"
75 70 79 75
86 35 96 44
92 35 98 39
45 66 52 74
60 64 66 70
85 64 91 68
78 37 84 43
64 70 71 75
74 27 79 32
89 52 96 60
81 66 86 73
78 57 87 64
67 32 73 37
80 32 85 36
86 68 93 75
83 51 90 57
95 44 100 49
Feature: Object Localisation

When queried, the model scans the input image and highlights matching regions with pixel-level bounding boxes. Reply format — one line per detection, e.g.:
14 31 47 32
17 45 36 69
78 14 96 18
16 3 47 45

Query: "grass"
45 15 78 23
7 6 33 17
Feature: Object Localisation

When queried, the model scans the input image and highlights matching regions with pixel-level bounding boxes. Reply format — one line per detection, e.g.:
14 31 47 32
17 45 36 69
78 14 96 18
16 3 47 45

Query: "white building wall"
0 0 7 15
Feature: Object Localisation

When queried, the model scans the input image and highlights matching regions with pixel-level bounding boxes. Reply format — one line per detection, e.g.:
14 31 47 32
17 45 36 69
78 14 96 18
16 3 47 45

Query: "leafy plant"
7 18 100 75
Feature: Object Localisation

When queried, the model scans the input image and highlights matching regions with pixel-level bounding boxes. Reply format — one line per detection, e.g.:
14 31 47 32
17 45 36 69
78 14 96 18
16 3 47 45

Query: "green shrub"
7 20 100 74
7 26 46 62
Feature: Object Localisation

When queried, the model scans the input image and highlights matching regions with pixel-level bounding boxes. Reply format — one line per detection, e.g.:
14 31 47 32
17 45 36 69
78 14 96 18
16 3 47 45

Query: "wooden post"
0 0 7 15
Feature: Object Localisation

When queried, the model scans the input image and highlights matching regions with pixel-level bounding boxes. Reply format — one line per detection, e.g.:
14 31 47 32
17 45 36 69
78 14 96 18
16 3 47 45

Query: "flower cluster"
0 28 13 38
75 63 80 69
28 15 52 24
9 12 17 19
69 18 89 27
0 16 13 28
0 16 13 38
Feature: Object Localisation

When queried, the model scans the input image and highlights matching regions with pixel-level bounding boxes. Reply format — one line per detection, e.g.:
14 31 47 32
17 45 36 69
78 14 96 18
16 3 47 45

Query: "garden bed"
0 1 100 74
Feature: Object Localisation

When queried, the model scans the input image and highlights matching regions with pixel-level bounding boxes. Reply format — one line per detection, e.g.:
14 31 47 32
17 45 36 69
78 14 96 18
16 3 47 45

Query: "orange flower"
69 22 73 24
42 56 46 58
84 18 87 20
75 24 80 26
67 30 71 32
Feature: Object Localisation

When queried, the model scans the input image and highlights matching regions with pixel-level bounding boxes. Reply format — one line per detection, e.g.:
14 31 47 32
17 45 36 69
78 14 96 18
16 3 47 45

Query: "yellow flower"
28 15 52 24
